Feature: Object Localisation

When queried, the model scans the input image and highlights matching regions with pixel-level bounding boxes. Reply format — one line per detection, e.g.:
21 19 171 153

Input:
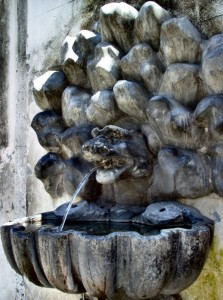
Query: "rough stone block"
134 1 171 50
202 34 223 94
31 110 66 153
87 42 122 92
160 17 202 67
100 2 138 53
159 63 207 108
62 86 91 127
86 91 118 127
33 71 69 114
113 80 152 121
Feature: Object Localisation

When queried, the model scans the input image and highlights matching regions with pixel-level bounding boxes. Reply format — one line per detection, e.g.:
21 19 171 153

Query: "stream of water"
58 167 97 232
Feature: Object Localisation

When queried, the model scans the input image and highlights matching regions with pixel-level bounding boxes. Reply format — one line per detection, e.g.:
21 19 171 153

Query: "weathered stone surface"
1 201 213 299
159 63 207 108
120 43 164 92
151 147 212 199
62 86 92 127
202 34 223 94
33 71 69 113
61 30 100 89
82 125 152 184
61 36 90 88
86 91 119 127
100 2 138 53
141 59 164 93
134 1 171 50
61 124 94 158
87 42 122 92
63 158 100 199
160 17 202 66
6 1 223 298
35 153 65 198
31 110 67 153
143 95 205 154
194 94 223 147
34 152 98 199
113 80 152 121
134 201 213 227
211 145 223 197
72 30 101 63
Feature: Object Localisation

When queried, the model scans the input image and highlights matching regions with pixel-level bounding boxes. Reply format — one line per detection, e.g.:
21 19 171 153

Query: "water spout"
58 167 97 232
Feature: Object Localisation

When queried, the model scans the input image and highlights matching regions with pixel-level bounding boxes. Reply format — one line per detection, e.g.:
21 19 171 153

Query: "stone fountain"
3 0 223 299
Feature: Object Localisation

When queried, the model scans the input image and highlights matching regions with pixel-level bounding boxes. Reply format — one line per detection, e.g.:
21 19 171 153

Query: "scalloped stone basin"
1 202 213 300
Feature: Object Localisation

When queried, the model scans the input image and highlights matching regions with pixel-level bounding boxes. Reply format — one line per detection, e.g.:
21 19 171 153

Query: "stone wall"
1 1 223 300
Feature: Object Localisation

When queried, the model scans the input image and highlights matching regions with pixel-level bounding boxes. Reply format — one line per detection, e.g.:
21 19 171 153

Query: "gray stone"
141 59 164 93
63 158 100 200
72 30 101 63
151 147 212 199
82 125 152 184
100 2 138 53
61 36 90 88
86 91 119 127
120 43 164 92
62 86 92 127
211 145 223 197
159 63 207 108
61 30 101 89
61 124 94 158
34 153 65 198
4 1 223 298
113 80 152 121
87 42 122 92
160 17 202 67
33 71 69 114
1 201 213 299
134 1 171 50
144 95 205 154
31 110 67 153
34 152 99 200
194 94 223 147
202 34 223 94
134 201 213 227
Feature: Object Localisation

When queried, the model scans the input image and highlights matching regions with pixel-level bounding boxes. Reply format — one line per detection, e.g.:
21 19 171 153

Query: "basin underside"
1 202 213 300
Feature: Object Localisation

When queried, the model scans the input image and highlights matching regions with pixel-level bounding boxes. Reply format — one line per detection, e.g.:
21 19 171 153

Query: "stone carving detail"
2 1 219 299
32 1 223 202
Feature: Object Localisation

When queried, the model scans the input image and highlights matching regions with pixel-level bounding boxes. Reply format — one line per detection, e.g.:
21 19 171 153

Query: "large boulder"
160 17 202 67
113 80 152 121
62 86 91 127
100 2 138 53
159 63 207 108
31 110 66 153
87 42 122 92
33 71 69 114
120 43 164 93
202 34 223 94
61 31 101 88
86 91 119 127
134 1 171 50
61 124 94 158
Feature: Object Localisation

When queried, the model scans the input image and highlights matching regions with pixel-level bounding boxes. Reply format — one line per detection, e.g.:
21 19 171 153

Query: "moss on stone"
181 236 223 300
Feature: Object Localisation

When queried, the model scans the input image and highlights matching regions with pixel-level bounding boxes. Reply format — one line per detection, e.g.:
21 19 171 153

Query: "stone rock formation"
30 2 223 205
